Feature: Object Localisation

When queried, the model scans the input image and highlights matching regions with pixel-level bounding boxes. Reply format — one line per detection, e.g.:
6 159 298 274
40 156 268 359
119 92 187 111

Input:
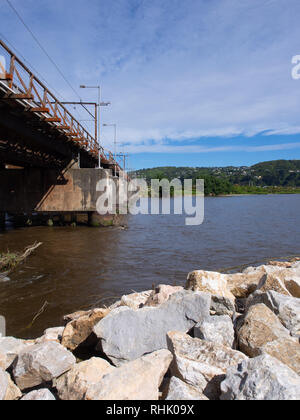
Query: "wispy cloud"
2 0 300 157
124 142 300 154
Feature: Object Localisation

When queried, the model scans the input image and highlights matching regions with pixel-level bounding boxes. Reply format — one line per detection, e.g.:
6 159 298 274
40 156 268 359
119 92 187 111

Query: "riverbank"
145 187 300 198
204 186 300 196
0 258 299 400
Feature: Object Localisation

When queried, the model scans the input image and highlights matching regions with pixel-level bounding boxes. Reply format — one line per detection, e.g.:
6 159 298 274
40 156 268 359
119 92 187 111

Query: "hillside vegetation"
131 160 300 196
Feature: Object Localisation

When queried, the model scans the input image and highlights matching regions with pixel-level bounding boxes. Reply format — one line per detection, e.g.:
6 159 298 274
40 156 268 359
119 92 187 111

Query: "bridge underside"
0 89 100 169
0 167 126 228
0 167 116 214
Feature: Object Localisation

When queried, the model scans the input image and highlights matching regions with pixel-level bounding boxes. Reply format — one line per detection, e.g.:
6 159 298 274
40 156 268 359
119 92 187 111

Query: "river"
0 194 300 339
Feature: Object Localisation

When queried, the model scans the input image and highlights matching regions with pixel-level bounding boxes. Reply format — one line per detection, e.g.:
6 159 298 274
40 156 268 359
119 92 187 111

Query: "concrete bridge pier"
0 167 128 228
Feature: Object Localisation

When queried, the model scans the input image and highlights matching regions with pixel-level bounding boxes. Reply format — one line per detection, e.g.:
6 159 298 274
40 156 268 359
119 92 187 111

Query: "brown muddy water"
0 195 300 339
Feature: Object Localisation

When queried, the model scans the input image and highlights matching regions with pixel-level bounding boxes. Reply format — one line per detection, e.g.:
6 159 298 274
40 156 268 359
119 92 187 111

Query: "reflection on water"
0 195 300 338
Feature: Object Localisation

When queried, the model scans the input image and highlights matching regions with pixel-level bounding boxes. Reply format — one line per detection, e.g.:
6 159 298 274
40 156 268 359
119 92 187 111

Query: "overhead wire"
0 32 91 132
5 0 82 101
0 31 67 101
4 0 123 150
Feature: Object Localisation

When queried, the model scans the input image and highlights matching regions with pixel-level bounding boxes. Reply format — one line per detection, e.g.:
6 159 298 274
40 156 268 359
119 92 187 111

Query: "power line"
0 31 67 101
5 0 81 100
0 32 92 133
0 32 90 129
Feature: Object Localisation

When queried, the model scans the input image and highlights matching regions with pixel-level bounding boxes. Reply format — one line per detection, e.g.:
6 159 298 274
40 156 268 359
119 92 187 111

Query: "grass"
231 185 300 195
0 252 20 273
0 242 42 276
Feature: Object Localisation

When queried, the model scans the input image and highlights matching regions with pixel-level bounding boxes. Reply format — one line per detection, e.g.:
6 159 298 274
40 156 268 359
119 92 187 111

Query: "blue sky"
1 0 300 169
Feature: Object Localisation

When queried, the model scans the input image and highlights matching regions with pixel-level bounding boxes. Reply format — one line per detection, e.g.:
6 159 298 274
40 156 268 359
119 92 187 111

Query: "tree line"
131 160 300 196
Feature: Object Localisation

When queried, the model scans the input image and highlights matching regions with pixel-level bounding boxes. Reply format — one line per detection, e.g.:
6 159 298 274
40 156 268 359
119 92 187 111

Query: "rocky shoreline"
0 259 300 400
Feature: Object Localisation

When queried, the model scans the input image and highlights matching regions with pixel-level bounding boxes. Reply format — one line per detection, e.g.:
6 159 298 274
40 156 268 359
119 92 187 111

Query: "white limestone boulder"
85 349 173 400
13 341 76 390
221 354 300 400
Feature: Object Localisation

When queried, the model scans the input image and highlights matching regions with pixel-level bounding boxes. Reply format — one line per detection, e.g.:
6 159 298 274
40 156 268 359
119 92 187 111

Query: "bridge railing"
0 39 114 165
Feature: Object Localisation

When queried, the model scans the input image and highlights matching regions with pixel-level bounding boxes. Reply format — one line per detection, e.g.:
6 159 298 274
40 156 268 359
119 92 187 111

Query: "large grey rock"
247 291 300 337
85 349 173 400
167 331 247 400
194 315 235 348
55 357 114 400
165 376 208 400
94 291 211 366
13 341 76 390
221 354 300 400
0 367 22 400
21 389 56 401
0 337 30 370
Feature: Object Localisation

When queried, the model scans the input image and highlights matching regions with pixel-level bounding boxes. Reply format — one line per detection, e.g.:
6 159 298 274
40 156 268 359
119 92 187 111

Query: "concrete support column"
0 167 128 227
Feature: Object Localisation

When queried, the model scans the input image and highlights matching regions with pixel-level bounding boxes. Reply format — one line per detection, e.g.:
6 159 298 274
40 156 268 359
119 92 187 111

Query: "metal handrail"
0 39 113 164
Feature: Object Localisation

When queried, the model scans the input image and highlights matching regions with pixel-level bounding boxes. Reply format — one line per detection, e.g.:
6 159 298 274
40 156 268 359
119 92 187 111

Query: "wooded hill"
131 160 300 196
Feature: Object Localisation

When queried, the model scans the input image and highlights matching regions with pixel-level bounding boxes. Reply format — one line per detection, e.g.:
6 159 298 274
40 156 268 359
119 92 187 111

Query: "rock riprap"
0 259 299 401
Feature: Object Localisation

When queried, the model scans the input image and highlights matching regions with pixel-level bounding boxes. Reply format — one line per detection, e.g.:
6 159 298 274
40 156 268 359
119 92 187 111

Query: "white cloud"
2 0 300 154
123 141 300 154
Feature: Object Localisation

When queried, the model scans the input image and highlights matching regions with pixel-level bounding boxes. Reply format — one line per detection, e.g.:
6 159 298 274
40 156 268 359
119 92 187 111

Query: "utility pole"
115 153 129 179
103 123 117 177
80 86 110 168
